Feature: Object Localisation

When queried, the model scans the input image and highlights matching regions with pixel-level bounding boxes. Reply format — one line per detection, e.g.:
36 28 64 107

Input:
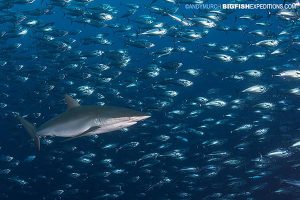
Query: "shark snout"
129 115 151 122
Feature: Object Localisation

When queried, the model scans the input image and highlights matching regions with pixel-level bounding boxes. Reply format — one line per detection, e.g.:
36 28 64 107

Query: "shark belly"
87 121 138 136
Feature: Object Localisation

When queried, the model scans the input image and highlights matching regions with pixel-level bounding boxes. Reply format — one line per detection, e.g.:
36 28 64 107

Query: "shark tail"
17 116 40 151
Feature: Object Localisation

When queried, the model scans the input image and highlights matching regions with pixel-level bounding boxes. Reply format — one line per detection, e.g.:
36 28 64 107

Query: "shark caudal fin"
17 116 40 151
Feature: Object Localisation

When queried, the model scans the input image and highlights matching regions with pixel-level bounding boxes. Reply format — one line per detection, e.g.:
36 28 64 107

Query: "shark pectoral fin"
65 94 80 110
62 126 101 142
76 126 101 137
17 116 40 151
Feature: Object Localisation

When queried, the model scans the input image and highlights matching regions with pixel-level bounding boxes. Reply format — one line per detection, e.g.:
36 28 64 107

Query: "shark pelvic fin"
65 94 80 110
17 116 40 151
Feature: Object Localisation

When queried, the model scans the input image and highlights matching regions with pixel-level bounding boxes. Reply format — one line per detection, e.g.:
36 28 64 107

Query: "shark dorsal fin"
65 94 80 110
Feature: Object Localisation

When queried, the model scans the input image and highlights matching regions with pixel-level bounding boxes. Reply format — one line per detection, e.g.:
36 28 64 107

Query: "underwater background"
1 0 300 199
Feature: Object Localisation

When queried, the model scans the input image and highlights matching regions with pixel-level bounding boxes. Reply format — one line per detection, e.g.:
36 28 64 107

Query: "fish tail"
17 116 40 151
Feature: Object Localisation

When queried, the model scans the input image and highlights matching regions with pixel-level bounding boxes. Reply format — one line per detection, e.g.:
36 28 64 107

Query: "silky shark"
18 95 150 151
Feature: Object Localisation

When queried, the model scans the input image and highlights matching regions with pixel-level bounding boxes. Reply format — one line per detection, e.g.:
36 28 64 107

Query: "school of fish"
1 0 300 199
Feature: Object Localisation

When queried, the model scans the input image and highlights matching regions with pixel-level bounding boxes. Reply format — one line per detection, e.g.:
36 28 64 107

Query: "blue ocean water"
1 0 300 199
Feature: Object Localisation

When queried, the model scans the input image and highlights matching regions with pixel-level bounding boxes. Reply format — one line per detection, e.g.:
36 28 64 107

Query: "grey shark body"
18 95 150 151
